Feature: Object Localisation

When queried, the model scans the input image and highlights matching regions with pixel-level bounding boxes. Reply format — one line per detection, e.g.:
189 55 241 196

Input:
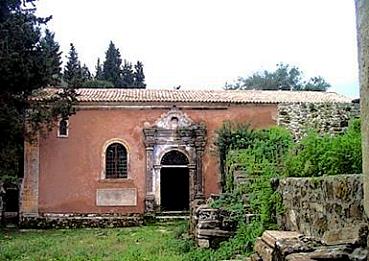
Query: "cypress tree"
133 61 146 88
81 64 92 82
102 41 123 87
95 58 103 80
63 43 83 87
121 60 135 88
40 29 62 86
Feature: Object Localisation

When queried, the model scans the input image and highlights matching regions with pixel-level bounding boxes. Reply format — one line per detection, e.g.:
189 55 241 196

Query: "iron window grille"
105 143 128 178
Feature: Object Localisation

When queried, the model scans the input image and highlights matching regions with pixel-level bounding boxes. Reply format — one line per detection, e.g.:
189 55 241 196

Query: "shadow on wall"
1 183 19 226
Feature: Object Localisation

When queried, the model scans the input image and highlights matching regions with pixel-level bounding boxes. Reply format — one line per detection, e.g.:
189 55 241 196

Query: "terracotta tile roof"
37 88 353 104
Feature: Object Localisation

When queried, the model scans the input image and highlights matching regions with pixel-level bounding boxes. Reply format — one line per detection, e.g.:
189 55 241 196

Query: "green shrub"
214 122 257 188
221 126 293 190
204 118 361 259
284 118 361 177
206 125 293 259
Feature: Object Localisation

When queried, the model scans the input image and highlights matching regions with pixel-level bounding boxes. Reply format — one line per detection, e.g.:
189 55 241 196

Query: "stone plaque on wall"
96 188 137 206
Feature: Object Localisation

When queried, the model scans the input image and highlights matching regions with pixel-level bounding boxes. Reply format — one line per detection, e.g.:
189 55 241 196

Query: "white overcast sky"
36 0 359 97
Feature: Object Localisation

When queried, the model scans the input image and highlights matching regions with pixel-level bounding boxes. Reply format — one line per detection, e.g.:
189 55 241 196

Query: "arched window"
58 119 68 137
105 143 128 178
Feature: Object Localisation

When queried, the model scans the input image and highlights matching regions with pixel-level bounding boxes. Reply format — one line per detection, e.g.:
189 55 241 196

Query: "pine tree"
95 58 103 80
81 64 92 82
102 41 123 87
121 60 135 88
133 61 146 88
40 29 62 86
63 43 83 87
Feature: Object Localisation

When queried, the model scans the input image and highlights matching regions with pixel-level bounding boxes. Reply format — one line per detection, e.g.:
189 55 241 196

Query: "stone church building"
20 88 353 225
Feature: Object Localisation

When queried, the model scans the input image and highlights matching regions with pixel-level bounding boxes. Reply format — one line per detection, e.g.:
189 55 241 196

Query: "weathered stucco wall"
20 137 39 216
278 103 359 140
277 175 365 240
355 0 369 216
27 103 277 215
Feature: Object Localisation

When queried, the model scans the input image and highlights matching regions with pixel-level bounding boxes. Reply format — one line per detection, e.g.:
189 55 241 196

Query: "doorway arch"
160 150 190 211
143 108 206 212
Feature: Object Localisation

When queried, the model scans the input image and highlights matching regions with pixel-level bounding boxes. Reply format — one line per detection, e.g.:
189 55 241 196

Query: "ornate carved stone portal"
143 107 206 212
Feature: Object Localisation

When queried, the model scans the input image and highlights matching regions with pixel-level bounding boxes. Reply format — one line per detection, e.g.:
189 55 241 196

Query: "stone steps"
155 215 189 221
159 211 190 216
152 211 190 223
3 211 18 228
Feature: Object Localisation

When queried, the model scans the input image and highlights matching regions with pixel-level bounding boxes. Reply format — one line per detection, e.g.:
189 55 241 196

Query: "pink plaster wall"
38 104 277 214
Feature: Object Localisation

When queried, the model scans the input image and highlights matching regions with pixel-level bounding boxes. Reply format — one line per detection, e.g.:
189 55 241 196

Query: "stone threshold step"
155 215 189 220
158 211 190 216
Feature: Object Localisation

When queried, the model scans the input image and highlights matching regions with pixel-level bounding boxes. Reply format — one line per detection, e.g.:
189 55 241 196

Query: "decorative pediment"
142 107 207 211
153 108 194 129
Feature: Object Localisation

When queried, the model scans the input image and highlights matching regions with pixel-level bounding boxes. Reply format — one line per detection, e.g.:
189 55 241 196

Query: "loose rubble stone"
20 213 143 228
193 204 237 248
349 247 369 261
197 239 210 248
323 223 368 246
306 245 351 259
254 230 368 261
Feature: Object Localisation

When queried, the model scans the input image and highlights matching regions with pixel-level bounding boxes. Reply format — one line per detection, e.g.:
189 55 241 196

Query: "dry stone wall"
252 174 368 260
19 213 143 229
277 103 359 140
277 175 366 242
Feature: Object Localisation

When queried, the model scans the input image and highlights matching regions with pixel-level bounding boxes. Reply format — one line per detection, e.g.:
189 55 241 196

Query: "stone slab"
285 245 352 260
254 237 274 261
262 230 301 248
308 246 351 259
96 188 137 206
285 253 315 261
322 223 368 246
197 220 221 229
196 228 233 238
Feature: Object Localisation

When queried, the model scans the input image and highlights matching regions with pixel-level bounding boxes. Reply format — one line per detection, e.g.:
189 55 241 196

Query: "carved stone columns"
143 108 207 212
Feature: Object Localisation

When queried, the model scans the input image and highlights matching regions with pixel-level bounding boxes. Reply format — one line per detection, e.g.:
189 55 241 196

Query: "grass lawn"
0 222 192 261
